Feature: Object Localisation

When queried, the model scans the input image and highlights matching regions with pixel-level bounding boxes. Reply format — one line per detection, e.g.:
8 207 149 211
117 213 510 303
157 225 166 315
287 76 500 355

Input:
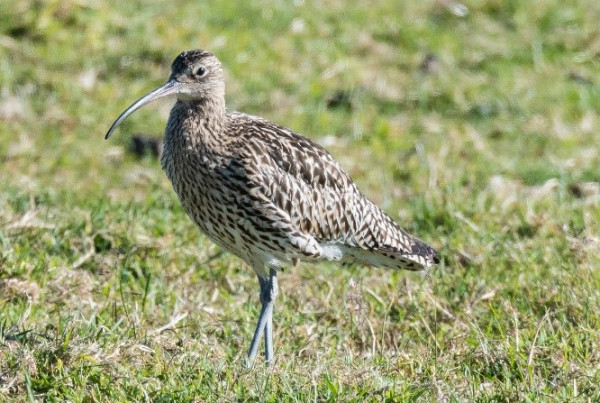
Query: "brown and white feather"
159 50 439 278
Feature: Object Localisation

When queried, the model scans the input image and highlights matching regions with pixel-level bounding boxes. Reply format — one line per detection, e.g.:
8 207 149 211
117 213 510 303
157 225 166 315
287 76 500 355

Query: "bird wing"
230 114 439 269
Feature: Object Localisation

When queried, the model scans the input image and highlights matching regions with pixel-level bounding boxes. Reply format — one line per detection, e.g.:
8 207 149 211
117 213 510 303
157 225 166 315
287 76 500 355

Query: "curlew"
105 49 439 367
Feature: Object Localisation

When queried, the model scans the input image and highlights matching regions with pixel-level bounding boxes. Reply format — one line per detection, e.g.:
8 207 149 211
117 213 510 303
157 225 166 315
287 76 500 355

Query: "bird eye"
193 66 207 77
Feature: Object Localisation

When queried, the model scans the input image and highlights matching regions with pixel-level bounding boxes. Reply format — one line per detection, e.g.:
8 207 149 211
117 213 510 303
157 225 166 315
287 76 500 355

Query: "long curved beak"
105 80 180 140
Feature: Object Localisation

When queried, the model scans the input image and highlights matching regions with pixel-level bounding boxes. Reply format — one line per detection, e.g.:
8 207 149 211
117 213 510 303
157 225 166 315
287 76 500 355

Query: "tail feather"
345 198 439 270
344 243 438 271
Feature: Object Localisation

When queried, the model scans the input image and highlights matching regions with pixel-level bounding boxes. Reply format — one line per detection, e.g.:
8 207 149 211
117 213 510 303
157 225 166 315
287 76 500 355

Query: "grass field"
1 0 600 401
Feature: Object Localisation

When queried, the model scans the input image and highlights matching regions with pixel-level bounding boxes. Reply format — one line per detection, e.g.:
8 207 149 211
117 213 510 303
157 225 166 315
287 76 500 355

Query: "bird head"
105 49 224 139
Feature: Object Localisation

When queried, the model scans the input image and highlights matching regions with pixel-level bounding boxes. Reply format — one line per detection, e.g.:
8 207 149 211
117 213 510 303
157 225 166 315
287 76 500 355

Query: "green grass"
1 0 600 400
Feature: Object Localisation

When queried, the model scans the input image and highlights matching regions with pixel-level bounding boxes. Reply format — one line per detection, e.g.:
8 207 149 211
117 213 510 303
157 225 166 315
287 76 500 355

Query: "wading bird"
105 49 439 367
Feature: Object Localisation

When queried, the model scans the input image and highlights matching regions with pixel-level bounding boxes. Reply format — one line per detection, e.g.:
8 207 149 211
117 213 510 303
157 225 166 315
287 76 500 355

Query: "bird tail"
345 199 440 271
345 242 438 271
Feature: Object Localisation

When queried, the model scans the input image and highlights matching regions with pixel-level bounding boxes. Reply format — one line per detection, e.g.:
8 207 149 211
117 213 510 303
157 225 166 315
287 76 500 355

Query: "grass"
1 0 599 400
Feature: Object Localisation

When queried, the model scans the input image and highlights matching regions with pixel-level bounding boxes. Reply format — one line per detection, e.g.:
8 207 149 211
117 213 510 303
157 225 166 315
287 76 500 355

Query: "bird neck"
184 95 226 119
171 97 227 147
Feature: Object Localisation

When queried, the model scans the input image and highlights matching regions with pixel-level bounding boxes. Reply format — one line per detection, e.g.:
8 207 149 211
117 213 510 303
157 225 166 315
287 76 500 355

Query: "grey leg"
264 268 278 363
246 268 278 367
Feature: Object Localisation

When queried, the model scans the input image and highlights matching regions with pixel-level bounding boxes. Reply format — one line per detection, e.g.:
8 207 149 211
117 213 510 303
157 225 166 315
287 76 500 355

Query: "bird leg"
263 268 278 363
246 268 278 367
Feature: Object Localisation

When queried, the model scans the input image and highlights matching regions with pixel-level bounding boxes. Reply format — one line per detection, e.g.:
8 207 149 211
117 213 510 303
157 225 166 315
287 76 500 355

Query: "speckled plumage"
106 49 439 366
160 50 438 277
